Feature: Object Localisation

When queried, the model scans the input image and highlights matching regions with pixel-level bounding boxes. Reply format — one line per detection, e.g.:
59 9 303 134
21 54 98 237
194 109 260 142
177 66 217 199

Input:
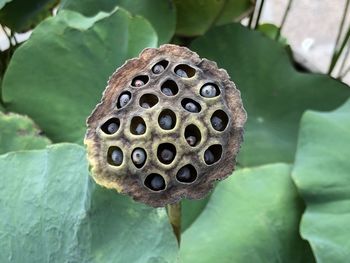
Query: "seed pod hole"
130 116 146 135
161 80 178 96
139 94 159 109
100 118 120 135
152 60 169 74
131 148 147 168
107 146 123 166
131 75 149 87
184 124 201 147
211 110 229 131
157 143 176 165
158 109 176 130
204 144 223 165
144 173 166 191
176 164 197 183
174 64 196 78
117 91 132 109
200 83 220 98
181 98 201 113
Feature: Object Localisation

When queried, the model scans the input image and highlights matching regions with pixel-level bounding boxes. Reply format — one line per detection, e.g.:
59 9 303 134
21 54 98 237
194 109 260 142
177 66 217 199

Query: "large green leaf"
60 0 175 44
0 143 178 262
0 111 50 154
0 0 57 32
180 163 314 262
2 8 157 143
190 23 350 166
292 98 350 262
174 0 252 37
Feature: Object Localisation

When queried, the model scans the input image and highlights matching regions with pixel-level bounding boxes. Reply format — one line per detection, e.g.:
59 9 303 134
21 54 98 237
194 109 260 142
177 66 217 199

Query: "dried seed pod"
85 44 246 207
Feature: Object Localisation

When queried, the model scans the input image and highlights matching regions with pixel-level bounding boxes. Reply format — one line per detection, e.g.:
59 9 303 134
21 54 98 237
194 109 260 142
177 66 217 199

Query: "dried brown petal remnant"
85 44 247 207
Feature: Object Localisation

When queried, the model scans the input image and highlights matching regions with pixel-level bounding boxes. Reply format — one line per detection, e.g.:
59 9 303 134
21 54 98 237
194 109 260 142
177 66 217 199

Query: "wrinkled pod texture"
85 44 246 207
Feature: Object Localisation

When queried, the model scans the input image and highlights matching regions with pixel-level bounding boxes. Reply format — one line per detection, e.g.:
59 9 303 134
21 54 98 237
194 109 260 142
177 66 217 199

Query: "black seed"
160 149 174 162
185 102 199 113
132 148 146 166
159 115 172 129
175 68 188 78
135 123 146 135
133 79 144 87
201 84 217 97
204 149 215 164
177 167 191 181
153 64 165 74
150 175 165 191
161 87 174 96
119 94 130 108
107 122 119 134
186 136 196 146
111 149 123 165
211 116 223 131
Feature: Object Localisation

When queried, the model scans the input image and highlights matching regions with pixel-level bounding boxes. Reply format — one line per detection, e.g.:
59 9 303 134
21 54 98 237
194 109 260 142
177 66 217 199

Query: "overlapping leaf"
190 23 349 166
0 111 50 154
0 144 178 262
180 164 314 262
60 0 176 43
292 98 350 262
0 0 57 32
2 7 157 143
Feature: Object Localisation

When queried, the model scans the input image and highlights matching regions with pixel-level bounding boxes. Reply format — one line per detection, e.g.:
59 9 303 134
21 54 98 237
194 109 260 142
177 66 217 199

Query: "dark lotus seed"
135 123 146 135
176 68 188 78
201 84 217 97
161 87 174 96
119 94 130 108
107 122 119 134
111 149 123 165
204 149 215 164
185 102 199 113
132 149 146 165
211 116 224 131
141 102 151 108
153 64 165 74
133 79 144 87
159 115 172 129
150 175 165 191
186 136 197 146
160 149 174 162
177 166 191 181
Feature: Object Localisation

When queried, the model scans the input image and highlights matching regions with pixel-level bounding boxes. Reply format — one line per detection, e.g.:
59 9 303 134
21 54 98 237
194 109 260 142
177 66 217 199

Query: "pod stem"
167 201 181 246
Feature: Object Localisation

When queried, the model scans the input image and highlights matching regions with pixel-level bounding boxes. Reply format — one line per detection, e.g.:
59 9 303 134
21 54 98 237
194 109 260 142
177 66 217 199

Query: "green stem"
339 43 350 77
167 202 181 246
247 0 256 28
254 0 265 29
328 0 350 74
328 28 350 75
276 0 293 41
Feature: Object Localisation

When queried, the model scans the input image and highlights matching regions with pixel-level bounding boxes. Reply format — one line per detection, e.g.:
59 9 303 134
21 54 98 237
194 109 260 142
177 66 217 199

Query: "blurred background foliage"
0 0 349 262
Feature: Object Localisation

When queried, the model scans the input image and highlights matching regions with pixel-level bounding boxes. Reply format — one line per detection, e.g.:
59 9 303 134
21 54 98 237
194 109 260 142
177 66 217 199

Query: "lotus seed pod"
175 68 188 78
119 93 130 108
153 64 165 74
85 44 246 207
201 84 217 97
